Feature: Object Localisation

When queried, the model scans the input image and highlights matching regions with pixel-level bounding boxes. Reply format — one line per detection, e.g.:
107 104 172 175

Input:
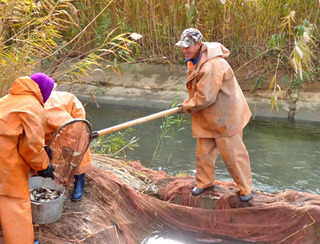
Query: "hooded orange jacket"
44 91 86 137
182 42 252 138
0 77 50 198
44 91 92 174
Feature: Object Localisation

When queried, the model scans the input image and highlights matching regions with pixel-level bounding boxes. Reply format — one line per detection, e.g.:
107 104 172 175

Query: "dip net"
47 119 92 186
1 155 319 243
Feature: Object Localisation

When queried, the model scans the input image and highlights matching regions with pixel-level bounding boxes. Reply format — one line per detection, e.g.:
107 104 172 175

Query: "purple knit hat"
31 73 55 103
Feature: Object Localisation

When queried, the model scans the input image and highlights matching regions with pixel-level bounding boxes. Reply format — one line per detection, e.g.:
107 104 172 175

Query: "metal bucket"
29 176 65 224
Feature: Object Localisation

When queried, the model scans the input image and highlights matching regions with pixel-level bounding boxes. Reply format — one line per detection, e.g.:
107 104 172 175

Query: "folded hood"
9 76 44 105
203 42 230 59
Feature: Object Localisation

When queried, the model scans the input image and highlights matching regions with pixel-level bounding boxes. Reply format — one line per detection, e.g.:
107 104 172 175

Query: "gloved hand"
38 164 55 180
177 103 184 113
44 145 53 160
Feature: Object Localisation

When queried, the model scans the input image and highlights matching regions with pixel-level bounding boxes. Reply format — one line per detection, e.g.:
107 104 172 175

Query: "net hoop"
47 119 92 186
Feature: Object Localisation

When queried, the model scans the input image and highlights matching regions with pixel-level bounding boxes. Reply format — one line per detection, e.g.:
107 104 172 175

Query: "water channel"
85 102 320 195
83 101 320 243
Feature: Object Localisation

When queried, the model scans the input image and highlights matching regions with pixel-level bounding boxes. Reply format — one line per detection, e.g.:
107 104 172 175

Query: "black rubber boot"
34 239 40 244
72 173 85 201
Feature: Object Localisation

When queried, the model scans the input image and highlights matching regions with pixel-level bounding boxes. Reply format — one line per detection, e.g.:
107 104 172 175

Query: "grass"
0 0 139 96
1 0 319 114
69 0 319 95
90 128 139 158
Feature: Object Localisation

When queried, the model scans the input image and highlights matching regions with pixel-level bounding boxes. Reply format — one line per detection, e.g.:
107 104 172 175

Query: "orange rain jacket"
44 91 92 175
0 77 50 198
182 42 252 138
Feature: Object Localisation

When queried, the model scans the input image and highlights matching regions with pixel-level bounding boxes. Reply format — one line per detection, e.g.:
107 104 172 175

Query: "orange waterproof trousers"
75 149 92 175
195 132 252 196
0 195 33 244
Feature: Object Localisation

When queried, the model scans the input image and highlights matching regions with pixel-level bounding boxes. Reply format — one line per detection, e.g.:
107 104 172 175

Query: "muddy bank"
56 63 320 122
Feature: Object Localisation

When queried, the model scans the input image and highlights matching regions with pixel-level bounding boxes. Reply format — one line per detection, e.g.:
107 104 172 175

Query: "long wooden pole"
96 107 181 137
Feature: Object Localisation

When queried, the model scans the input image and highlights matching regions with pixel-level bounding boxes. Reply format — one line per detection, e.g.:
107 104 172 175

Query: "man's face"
182 42 201 60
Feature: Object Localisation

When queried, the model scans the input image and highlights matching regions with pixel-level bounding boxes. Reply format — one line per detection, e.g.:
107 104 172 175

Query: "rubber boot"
72 173 85 201
192 186 206 196
239 192 253 202
34 239 40 244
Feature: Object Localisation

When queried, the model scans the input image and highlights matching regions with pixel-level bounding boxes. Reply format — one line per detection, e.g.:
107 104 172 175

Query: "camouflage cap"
175 28 202 48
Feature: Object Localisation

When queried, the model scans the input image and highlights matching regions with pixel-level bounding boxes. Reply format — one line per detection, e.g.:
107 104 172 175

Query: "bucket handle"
31 200 41 205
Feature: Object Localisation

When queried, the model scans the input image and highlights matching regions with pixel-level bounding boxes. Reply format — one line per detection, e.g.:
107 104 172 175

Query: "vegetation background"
0 0 319 106
0 0 319 159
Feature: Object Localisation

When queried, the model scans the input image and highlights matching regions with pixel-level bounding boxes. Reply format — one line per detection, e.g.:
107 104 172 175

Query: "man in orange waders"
0 73 55 244
176 28 253 202
45 90 92 201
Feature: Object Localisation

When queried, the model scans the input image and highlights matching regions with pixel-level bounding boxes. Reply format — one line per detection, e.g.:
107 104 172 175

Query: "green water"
86 103 320 195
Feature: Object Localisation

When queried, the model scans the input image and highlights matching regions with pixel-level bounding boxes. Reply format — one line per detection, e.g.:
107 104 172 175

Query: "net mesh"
48 119 92 186
1 155 319 243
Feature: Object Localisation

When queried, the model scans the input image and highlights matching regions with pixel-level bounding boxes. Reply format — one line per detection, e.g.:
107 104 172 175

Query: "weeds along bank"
0 0 319 101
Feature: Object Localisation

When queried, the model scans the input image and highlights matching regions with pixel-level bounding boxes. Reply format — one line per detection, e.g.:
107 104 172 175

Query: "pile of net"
1 154 319 243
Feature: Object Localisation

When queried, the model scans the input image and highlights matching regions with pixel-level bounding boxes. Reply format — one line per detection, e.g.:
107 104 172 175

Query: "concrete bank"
56 63 320 123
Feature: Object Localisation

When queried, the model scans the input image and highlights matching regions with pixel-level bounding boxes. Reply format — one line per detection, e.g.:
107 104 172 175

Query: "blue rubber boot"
72 173 85 201
34 239 40 244
239 192 253 202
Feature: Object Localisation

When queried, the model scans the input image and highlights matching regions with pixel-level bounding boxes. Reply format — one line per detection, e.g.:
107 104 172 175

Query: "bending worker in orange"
0 73 55 244
176 28 253 202
45 90 92 201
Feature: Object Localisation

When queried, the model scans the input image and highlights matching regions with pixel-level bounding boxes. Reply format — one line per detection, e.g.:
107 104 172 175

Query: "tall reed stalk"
101 0 319 62
1 0 319 96
0 0 139 96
